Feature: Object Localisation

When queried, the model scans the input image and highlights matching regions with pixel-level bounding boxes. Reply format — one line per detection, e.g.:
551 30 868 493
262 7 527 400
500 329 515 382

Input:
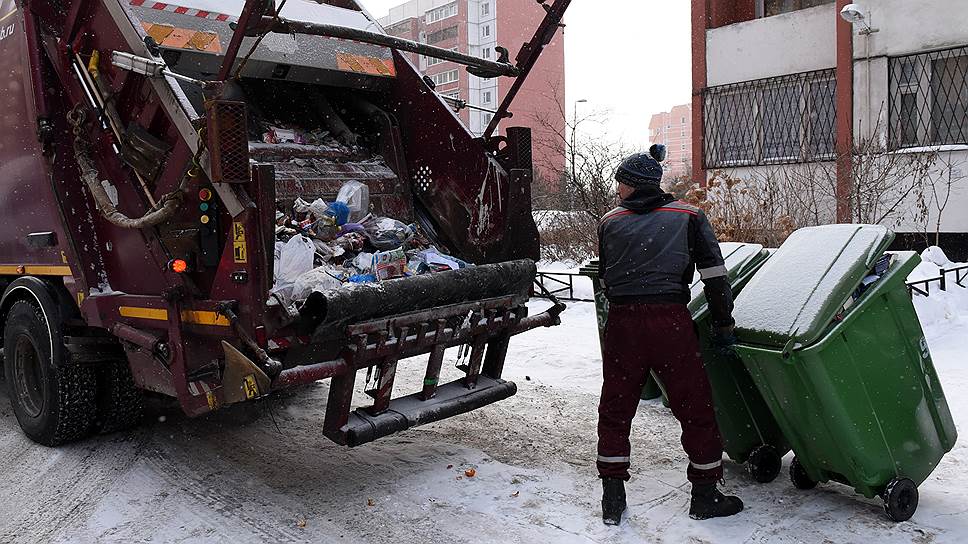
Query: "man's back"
598 200 703 304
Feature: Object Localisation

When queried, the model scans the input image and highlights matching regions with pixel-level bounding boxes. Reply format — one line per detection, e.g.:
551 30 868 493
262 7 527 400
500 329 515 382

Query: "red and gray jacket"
598 198 735 327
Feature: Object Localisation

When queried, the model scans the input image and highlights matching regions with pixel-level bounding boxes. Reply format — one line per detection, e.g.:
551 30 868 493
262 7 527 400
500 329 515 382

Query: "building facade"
379 0 566 182
649 104 693 180
693 0 968 257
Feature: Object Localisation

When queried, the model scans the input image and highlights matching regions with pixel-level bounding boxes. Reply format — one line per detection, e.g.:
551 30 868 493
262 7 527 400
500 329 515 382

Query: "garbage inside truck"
0 0 569 448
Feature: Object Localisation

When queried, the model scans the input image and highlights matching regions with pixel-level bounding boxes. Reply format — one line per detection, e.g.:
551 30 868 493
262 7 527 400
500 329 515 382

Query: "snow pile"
908 246 968 329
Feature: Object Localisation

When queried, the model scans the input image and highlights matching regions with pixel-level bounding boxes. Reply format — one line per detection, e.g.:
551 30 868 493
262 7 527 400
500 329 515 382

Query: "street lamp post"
570 99 588 209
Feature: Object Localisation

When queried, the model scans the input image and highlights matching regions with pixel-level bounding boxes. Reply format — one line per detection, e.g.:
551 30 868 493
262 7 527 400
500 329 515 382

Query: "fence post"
940 270 947 292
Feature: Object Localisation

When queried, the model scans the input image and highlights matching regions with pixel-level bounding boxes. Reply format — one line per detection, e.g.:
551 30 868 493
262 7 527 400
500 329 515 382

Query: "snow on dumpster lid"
689 242 767 302
733 225 894 348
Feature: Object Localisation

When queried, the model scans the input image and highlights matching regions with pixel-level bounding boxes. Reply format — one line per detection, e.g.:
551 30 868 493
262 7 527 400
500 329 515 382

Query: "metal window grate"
206 100 251 184
703 69 836 168
889 45 968 150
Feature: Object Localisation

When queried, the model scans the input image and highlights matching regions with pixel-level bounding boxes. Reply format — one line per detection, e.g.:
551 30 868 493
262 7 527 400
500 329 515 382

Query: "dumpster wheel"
789 457 818 490
747 445 782 483
883 477 918 522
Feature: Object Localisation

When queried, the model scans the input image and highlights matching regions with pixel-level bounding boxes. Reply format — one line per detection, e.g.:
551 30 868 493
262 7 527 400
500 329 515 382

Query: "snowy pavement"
0 296 965 542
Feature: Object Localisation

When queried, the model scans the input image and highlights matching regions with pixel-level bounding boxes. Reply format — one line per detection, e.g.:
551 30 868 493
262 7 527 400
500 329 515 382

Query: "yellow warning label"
233 241 247 264
206 390 219 410
243 374 260 400
232 222 247 263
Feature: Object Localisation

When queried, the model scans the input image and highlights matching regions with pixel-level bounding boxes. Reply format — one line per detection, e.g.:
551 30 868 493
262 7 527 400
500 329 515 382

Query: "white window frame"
431 69 459 87
426 47 459 68
482 24 491 38
426 2 458 24
481 2 490 16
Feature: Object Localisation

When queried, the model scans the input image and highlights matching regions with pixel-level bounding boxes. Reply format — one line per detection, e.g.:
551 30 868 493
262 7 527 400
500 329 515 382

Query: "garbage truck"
0 0 568 447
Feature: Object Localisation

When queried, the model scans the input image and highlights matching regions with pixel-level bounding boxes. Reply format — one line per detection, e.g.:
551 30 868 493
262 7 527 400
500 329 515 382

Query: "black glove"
710 324 738 357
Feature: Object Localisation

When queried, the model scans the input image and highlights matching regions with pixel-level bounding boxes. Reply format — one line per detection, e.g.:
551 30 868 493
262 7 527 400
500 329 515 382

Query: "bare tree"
691 111 955 247
921 152 967 246
528 86 638 262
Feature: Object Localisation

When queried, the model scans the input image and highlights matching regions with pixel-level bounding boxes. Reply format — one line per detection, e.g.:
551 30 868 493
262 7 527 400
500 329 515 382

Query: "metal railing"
532 271 594 303
534 265 967 302
907 264 968 296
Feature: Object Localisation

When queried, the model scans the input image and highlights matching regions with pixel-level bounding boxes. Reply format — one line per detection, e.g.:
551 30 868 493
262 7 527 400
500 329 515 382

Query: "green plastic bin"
688 243 792 483
581 242 772 401
579 260 665 400
733 225 958 521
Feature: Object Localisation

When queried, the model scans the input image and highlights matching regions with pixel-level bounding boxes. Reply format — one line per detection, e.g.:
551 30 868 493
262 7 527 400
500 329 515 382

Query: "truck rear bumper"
334 376 516 447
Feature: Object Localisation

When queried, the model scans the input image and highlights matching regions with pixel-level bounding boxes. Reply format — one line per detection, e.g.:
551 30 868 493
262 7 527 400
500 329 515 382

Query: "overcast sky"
358 0 692 148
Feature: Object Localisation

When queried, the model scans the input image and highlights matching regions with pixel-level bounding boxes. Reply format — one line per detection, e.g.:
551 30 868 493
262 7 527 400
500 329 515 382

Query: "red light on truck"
169 259 188 273
199 188 213 201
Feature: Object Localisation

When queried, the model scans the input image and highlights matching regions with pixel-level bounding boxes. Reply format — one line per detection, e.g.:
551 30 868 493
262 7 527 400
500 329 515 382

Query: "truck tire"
94 360 144 434
3 299 96 446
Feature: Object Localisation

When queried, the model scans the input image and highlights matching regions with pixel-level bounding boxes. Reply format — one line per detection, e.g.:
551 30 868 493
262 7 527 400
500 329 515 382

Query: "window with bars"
889 46 968 150
762 0 833 17
703 69 836 168
426 2 458 24
427 26 458 45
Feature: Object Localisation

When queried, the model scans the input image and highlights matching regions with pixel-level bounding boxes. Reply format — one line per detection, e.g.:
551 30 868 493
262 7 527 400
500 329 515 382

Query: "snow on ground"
0 253 966 543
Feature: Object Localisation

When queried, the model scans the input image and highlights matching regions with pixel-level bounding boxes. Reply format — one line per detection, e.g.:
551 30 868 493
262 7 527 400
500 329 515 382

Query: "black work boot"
689 483 744 520
601 478 627 525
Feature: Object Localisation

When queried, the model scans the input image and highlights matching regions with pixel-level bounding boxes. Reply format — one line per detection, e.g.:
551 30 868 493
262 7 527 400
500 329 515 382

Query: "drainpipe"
835 0 855 222
691 0 708 186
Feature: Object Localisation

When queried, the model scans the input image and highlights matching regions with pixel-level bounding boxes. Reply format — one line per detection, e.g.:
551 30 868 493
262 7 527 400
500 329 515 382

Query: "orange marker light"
169 259 188 273
199 188 213 201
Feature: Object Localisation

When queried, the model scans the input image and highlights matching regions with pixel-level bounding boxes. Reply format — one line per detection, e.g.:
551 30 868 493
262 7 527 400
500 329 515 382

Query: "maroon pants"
597 303 724 485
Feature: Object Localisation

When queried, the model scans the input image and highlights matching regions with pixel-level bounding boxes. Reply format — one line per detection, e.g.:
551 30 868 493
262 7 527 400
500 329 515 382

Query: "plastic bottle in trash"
336 180 370 223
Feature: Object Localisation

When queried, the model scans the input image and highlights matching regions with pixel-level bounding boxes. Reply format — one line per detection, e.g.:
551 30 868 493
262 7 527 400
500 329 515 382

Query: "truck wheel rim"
13 335 45 418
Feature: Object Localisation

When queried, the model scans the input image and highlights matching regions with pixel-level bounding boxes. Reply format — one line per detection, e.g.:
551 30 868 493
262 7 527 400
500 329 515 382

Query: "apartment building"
649 104 693 180
693 0 968 257
379 0 566 181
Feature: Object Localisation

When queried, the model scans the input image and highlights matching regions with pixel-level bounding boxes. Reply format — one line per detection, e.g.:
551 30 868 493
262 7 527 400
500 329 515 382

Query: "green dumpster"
579 259 665 400
580 243 768 401
733 224 958 522
689 243 792 483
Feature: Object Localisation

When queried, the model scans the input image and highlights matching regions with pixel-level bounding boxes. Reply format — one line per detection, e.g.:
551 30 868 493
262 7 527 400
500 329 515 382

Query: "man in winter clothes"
596 145 743 525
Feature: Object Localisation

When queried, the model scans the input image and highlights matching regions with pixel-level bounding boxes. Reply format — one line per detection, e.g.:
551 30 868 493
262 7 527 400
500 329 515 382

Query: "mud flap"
221 341 272 404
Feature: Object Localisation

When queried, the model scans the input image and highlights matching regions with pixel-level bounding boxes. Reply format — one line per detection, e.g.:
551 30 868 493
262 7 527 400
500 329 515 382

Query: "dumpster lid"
733 225 894 347
689 242 768 302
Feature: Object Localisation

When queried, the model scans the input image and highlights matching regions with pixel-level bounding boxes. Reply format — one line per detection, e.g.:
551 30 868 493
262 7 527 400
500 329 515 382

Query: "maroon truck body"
0 0 565 446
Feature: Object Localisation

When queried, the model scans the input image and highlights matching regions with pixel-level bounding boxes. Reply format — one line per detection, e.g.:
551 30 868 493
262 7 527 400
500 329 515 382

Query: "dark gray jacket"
598 193 734 327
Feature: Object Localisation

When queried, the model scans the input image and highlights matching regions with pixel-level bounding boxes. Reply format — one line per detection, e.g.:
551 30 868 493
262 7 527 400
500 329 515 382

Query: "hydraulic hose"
69 107 188 229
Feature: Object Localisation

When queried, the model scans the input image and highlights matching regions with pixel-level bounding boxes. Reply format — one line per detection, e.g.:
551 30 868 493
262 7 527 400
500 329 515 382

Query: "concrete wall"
850 0 968 233
704 0 968 236
706 2 836 86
